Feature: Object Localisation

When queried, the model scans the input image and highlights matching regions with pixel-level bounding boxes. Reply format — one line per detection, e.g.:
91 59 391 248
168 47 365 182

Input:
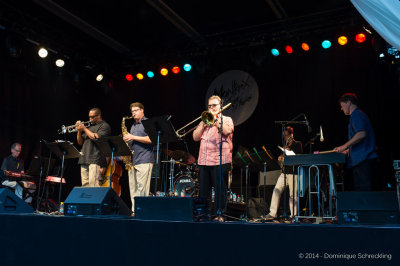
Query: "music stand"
233 146 264 221
94 136 132 189
142 115 181 195
45 141 81 209
29 155 57 211
251 146 279 221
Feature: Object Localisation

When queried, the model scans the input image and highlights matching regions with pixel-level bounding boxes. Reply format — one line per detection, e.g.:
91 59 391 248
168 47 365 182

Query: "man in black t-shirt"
76 108 111 187
265 126 303 220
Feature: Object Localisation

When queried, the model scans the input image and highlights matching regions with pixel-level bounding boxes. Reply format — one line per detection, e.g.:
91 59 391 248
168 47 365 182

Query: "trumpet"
58 121 91 134
176 103 232 138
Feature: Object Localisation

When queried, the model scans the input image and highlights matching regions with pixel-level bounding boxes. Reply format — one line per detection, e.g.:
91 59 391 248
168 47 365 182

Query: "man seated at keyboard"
1 142 36 204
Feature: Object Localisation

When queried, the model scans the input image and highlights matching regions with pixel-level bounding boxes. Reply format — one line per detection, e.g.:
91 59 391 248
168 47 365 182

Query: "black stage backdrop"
1 31 399 200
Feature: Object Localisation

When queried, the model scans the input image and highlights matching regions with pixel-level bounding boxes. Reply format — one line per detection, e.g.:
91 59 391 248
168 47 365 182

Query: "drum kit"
162 150 199 197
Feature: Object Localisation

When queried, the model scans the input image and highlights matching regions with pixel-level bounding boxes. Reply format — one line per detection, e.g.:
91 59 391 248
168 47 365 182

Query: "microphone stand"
304 133 320 154
35 140 44 211
281 124 289 220
216 104 224 221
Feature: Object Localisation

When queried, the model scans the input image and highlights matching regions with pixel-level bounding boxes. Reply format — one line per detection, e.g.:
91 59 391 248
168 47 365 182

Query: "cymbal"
161 160 187 166
168 150 195 165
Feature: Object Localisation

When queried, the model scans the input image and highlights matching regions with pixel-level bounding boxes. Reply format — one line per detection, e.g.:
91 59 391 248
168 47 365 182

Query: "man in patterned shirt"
193 95 234 221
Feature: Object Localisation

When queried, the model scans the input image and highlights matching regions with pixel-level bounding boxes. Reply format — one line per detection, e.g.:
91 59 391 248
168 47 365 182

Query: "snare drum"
174 174 197 197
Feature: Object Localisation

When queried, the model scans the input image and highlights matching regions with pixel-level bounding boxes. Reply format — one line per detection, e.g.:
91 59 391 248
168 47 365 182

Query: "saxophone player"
265 126 303 221
122 102 154 214
77 107 111 187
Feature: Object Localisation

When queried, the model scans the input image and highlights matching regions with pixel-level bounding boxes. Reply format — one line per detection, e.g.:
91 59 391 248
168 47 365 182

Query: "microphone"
320 125 324 142
304 114 312 133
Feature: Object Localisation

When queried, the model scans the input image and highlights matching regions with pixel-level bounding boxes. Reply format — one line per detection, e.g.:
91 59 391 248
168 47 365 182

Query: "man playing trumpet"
76 107 111 187
193 95 234 222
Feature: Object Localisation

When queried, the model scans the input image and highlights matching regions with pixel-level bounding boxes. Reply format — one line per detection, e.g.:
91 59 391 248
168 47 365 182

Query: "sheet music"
277 146 296 156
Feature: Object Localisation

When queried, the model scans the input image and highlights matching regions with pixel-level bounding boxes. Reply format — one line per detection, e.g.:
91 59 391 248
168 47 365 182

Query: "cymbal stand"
168 158 175 196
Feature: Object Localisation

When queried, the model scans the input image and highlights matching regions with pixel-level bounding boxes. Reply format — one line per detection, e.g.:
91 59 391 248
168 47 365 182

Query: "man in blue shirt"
334 93 378 191
123 102 154 214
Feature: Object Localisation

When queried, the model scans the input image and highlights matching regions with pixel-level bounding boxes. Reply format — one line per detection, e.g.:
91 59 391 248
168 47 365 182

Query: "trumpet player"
193 95 234 222
77 107 111 187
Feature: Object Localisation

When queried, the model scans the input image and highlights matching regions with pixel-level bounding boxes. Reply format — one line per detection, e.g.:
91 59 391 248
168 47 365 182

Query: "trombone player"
193 95 234 222
76 107 111 187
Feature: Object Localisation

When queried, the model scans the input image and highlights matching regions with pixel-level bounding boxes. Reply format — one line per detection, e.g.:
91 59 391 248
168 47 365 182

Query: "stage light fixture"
136 73 144 80
160 68 168 76
271 48 279 56
126 74 133 81
183 64 191 72
301 43 310 51
147 71 155 78
338 36 348 45
96 74 103 82
379 53 385 58
38 48 48 58
322 40 331 49
55 59 65 67
285 45 293 54
172 66 180 74
356 33 366 43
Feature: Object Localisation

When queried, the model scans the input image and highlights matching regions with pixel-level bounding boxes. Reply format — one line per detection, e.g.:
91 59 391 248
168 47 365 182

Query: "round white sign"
206 70 259 126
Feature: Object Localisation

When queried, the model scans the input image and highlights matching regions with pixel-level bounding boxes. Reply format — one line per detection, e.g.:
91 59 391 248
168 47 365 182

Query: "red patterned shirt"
197 115 234 166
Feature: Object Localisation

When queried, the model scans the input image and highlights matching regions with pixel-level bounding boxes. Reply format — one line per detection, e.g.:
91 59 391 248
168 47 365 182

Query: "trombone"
176 103 232 138
58 121 91 134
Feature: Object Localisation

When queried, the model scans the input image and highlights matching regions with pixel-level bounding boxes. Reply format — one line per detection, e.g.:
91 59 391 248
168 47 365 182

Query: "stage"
0 213 398 266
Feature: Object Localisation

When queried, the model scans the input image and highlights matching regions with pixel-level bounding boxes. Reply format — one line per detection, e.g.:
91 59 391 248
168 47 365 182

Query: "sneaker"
213 215 225 222
263 213 276 220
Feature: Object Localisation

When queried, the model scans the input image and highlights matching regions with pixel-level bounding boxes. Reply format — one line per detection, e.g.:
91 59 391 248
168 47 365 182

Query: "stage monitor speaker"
0 188 33 214
337 191 399 225
64 187 131 216
135 196 193 221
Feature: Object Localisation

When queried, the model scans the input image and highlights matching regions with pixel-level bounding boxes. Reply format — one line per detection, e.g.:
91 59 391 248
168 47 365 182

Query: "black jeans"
352 158 378 191
198 164 230 215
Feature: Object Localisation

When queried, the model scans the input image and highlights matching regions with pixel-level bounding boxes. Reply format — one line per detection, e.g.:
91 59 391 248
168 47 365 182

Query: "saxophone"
122 116 134 170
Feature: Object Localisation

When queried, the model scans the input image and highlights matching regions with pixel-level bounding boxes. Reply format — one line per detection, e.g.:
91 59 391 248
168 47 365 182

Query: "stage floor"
0 213 399 266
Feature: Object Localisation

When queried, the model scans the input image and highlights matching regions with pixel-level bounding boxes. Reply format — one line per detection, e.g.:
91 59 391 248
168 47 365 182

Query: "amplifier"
337 191 399 225
64 187 131 216
135 196 193 221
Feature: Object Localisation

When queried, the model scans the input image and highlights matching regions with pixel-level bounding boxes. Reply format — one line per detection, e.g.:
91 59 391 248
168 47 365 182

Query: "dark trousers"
352 158 378 191
198 164 230 215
